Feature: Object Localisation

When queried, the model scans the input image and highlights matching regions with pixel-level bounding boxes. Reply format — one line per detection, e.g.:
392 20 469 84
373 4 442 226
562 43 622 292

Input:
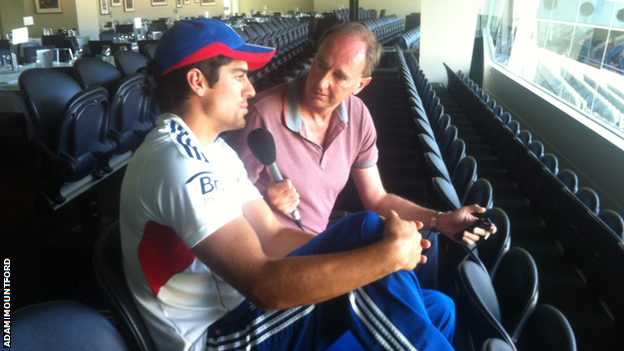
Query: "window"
481 0 624 140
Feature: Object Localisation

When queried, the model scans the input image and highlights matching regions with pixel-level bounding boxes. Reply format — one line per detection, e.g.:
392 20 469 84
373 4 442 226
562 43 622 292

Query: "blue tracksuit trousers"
206 211 455 351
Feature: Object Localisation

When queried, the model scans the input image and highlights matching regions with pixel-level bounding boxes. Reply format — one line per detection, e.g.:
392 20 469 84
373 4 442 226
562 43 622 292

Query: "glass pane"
483 0 624 138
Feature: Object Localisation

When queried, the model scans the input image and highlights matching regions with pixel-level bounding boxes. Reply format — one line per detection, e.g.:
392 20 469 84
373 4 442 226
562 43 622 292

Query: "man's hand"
380 210 431 270
437 205 497 245
265 179 300 216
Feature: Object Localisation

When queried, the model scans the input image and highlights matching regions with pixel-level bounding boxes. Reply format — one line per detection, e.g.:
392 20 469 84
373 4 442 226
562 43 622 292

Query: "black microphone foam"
247 128 276 166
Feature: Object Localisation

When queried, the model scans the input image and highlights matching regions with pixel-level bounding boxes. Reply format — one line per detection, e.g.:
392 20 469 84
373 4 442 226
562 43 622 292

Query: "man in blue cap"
120 18 456 351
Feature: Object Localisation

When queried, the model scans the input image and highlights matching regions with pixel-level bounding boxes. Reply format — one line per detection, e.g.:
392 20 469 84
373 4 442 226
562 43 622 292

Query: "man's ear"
187 68 207 97
352 76 372 95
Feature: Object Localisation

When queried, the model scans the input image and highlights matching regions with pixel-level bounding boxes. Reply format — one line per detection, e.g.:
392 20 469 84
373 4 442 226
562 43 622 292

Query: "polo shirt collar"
283 69 349 133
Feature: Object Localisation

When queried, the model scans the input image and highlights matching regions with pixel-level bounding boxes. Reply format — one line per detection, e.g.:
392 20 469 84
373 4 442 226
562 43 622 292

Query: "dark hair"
147 55 233 113
317 22 382 77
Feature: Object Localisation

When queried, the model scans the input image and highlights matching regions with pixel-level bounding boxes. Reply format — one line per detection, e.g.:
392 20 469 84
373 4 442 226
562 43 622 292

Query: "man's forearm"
255 239 403 310
369 193 438 230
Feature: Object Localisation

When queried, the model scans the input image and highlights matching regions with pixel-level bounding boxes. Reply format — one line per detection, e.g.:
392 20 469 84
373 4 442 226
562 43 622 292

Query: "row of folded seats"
361 15 405 45
18 50 159 211
321 8 374 25
315 8 404 45
445 64 624 338
355 46 577 351
405 50 578 351
397 26 420 51
452 68 624 240
231 17 312 85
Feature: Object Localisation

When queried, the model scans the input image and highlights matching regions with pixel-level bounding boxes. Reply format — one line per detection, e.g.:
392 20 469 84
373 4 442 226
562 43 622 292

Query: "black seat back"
491 247 539 340
477 207 511 275
108 73 151 153
19 68 82 148
516 305 576 351
94 221 157 351
143 43 158 60
63 86 112 158
74 57 124 96
458 260 516 350
114 50 150 76
19 69 112 205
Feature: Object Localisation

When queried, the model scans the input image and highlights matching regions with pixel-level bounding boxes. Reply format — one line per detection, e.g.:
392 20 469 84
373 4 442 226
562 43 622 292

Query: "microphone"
247 128 304 231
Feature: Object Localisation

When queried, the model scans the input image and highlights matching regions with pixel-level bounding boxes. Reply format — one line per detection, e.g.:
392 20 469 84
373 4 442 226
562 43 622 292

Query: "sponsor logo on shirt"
186 171 240 205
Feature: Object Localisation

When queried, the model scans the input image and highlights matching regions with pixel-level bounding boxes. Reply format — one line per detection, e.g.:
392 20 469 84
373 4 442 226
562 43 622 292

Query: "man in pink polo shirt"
227 23 494 290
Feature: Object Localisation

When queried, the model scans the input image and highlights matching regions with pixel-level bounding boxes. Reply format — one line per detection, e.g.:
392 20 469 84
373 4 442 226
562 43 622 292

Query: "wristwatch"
431 211 449 233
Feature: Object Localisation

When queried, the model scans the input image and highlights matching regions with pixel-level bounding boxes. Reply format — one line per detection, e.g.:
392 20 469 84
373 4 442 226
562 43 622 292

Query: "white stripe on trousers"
207 287 417 351
207 305 315 351
349 288 418 351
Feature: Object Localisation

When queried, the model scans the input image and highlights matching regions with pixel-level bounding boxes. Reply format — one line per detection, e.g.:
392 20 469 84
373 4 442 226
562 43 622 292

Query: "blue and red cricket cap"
153 18 275 78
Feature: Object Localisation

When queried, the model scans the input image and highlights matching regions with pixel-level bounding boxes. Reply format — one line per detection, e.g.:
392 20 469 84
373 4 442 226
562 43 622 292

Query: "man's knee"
423 289 455 323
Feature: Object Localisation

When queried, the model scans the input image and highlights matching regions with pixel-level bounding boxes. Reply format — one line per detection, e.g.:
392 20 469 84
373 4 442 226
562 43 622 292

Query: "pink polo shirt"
226 71 378 234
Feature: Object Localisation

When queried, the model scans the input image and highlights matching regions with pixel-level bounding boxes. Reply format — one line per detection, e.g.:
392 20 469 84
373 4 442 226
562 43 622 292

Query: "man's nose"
317 71 331 90
243 79 255 98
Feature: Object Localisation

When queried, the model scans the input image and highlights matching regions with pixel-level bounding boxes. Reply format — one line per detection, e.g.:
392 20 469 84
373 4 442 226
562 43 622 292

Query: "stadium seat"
517 130 532 145
434 113 451 141
576 187 600 215
527 141 545 158
491 247 539 341
415 118 435 139
13 300 129 350
114 50 150 76
539 153 559 175
457 260 515 350
143 43 157 60
475 207 511 275
438 125 458 157
419 134 443 159
507 120 521 136
74 57 123 96
557 169 579 194
516 304 577 351
598 209 624 238
464 178 493 209
431 176 462 212
425 152 452 184
492 105 504 117
94 221 158 351
443 138 466 176
451 156 477 205
481 338 515 351
19 68 114 207
107 73 152 153
500 112 512 125
429 98 444 126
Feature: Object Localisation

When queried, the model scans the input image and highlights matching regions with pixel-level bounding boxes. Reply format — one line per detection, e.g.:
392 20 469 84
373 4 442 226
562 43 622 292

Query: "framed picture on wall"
151 0 167 6
124 0 134 12
35 0 64 13
99 0 109 15
110 0 121 7
201 0 215 6
176 0 182 8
